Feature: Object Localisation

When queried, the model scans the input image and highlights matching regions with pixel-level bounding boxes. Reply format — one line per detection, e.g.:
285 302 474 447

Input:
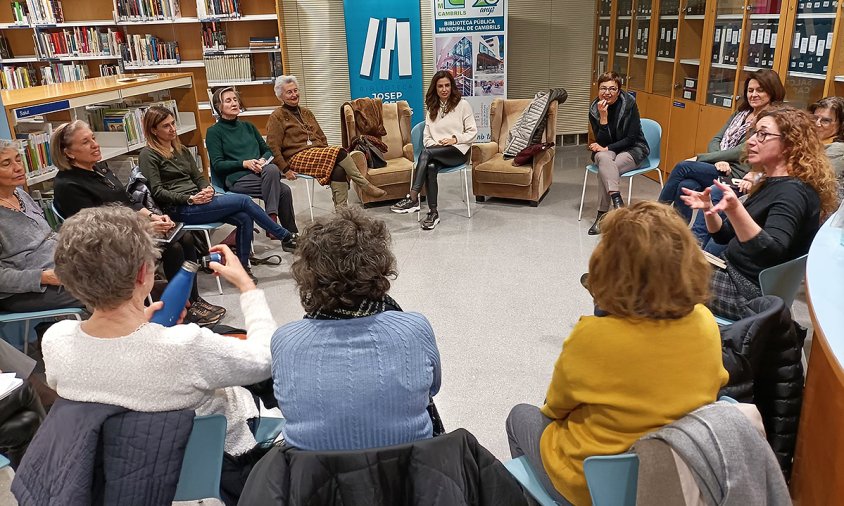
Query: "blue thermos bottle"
149 261 200 327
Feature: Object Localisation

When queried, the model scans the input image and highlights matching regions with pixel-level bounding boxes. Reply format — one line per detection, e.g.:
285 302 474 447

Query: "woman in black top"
682 106 839 320
586 71 649 235
51 120 226 326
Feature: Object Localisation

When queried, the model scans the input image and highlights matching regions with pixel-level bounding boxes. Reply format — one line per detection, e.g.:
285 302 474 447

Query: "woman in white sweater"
41 205 274 504
392 70 477 230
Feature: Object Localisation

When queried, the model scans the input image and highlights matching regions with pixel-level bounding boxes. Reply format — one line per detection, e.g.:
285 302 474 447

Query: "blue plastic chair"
503 456 559 505
0 308 85 354
410 121 472 219
253 416 285 446
0 454 10 469
51 200 65 224
174 414 227 502
578 118 664 221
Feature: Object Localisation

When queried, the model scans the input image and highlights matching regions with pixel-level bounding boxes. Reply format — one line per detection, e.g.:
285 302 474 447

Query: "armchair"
471 99 558 206
342 101 414 205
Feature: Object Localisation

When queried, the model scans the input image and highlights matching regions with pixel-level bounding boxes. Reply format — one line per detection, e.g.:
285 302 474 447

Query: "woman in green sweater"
206 87 298 235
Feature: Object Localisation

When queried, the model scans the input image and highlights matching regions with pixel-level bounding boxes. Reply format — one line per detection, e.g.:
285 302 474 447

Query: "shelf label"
672 101 685 108
15 100 70 119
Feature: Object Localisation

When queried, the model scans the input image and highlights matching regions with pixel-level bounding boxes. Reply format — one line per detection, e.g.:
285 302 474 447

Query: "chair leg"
628 176 634 205
463 167 471 218
23 320 30 355
578 168 590 221
306 179 314 222
657 168 664 188
205 230 223 295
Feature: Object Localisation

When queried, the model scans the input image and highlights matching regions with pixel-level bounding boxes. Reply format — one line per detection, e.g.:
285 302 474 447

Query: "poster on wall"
433 0 507 142
343 0 425 125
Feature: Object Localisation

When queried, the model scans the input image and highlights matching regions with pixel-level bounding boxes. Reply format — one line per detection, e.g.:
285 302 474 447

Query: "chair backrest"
173 414 227 501
759 254 809 308
638 118 662 170
253 416 286 446
209 168 226 194
503 456 559 506
583 453 639 506
0 454 9 469
51 201 65 223
411 121 424 164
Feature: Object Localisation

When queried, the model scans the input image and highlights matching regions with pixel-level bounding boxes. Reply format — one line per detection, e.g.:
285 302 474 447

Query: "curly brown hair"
426 70 461 122
292 206 397 312
588 201 711 319
755 106 840 216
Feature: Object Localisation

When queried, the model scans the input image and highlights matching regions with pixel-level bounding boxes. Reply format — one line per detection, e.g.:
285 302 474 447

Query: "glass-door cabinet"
614 0 634 83
629 0 653 90
783 0 836 107
653 0 680 96
675 0 708 101
594 0 613 83
832 6 844 100
706 0 745 108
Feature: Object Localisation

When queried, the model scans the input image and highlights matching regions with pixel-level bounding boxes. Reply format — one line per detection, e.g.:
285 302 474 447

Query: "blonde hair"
142 105 183 158
50 120 91 170
588 201 711 319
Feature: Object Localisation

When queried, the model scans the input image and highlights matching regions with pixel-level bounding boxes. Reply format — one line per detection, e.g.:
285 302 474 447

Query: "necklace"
0 190 24 213
439 101 448 119
288 107 313 146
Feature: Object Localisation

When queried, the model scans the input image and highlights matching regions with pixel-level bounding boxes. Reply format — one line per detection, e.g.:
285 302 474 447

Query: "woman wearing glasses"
660 69 785 232
681 107 839 320
51 121 226 326
808 97 844 197
586 71 649 235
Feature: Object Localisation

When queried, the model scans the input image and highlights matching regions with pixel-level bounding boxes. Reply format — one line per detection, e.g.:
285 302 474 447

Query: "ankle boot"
330 181 349 209
610 192 624 209
588 211 607 235
339 156 386 198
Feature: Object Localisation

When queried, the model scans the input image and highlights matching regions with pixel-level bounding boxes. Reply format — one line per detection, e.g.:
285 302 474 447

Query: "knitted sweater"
0 189 55 299
139 147 209 207
206 118 273 189
423 99 477 154
539 305 728 506
42 289 275 455
271 311 442 451
266 104 330 173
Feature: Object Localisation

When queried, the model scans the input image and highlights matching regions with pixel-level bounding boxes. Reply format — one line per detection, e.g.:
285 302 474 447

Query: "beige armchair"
342 101 414 205
471 99 557 207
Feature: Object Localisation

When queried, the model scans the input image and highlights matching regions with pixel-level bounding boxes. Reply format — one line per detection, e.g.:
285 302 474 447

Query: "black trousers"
160 232 199 302
229 164 298 233
0 286 82 313
411 145 468 209
0 380 45 468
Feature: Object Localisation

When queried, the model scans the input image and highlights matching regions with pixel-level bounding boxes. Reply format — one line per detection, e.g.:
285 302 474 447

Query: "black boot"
588 211 607 235
610 192 624 209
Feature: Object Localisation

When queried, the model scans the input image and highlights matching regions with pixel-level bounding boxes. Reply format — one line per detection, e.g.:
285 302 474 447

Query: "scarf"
305 294 403 320
720 110 752 150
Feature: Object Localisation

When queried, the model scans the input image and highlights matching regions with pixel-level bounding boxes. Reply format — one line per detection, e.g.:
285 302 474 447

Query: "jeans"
412 145 468 209
170 193 291 266
658 161 722 222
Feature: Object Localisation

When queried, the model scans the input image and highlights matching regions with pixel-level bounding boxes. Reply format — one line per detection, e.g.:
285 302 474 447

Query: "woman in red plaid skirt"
267 76 386 208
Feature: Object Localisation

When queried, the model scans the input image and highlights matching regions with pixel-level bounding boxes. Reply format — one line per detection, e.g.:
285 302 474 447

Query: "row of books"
615 21 630 54
0 64 36 89
113 0 181 21
598 0 611 16
656 21 678 59
796 0 837 13
634 26 649 56
203 54 252 82
41 62 90 84
596 22 610 52
789 19 834 75
86 99 180 146
747 20 779 69
615 0 632 16
249 36 279 49
120 34 180 66
0 61 117 89
659 0 681 16
0 35 12 58
685 0 706 15
711 22 742 65
196 0 240 19
10 0 63 25
33 27 124 59
17 132 52 176
201 21 226 51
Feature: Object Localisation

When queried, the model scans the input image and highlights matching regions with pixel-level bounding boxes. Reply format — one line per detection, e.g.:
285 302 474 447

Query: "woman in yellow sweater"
506 201 728 506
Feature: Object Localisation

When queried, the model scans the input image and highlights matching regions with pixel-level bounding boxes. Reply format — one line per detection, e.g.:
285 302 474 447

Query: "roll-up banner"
433 0 507 142
343 0 425 125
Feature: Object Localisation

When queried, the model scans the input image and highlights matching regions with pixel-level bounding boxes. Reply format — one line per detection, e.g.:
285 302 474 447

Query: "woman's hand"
706 179 742 215
207 244 256 293
588 143 607 152
40 269 61 286
737 173 757 193
284 170 298 181
679 186 714 212
190 187 214 205
714 161 731 175
243 159 262 173
143 300 187 324
438 137 457 146
151 219 174 234
597 99 609 119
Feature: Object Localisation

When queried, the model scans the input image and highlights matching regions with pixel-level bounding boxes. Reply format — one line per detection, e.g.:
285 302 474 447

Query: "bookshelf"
0 72 203 189
0 0 288 136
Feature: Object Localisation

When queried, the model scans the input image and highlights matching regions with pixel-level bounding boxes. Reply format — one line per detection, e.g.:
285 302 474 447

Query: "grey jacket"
696 110 751 178
642 402 790 506
0 189 55 300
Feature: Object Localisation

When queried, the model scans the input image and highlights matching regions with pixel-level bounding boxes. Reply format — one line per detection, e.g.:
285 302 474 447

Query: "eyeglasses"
599 86 619 93
748 129 783 143
812 115 836 127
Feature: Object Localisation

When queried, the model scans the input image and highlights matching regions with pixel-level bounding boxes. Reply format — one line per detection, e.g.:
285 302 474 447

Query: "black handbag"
428 397 445 436
355 137 388 169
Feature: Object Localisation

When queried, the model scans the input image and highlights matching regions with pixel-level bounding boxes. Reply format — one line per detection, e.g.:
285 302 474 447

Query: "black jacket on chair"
238 428 528 506
718 295 804 479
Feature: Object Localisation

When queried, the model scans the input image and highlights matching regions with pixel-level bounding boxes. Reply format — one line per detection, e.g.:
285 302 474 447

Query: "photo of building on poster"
474 35 504 97
435 36 473 96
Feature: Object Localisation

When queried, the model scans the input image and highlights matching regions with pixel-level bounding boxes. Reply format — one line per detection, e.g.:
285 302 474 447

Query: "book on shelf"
201 21 227 51
269 52 282 77
120 34 181 66
33 27 124 59
40 62 89 84
112 0 181 21
86 99 180 146
0 35 14 59
0 64 38 89
249 36 279 49
23 0 63 24
196 0 240 19
203 54 253 82
10 1 29 23
13 130 53 176
99 63 119 76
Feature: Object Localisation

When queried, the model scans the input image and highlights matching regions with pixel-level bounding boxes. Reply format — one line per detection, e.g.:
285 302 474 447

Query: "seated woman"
584 71 649 235
808 96 844 198
660 69 785 227
51 120 225 326
391 70 477 230
139 105 296 276
507 201 728 506
0 140 82 312
43 206 274 504
266 75 386 208
271 206 441 451
206 87 298 235
0 339 46 469
682 106 839 320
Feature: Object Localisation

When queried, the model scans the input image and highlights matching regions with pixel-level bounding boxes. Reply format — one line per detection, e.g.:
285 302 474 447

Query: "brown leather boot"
360 183 386 198
330 181 349 209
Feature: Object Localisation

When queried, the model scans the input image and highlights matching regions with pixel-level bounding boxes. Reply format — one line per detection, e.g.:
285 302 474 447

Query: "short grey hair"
54 205 161 310
0 139 19 153
274 75 300 101
50 120 91 171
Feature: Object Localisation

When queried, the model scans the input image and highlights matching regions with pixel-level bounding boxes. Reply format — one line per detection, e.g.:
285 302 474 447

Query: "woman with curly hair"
507 202 728 506
682 106 839 320
270 206 442 450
